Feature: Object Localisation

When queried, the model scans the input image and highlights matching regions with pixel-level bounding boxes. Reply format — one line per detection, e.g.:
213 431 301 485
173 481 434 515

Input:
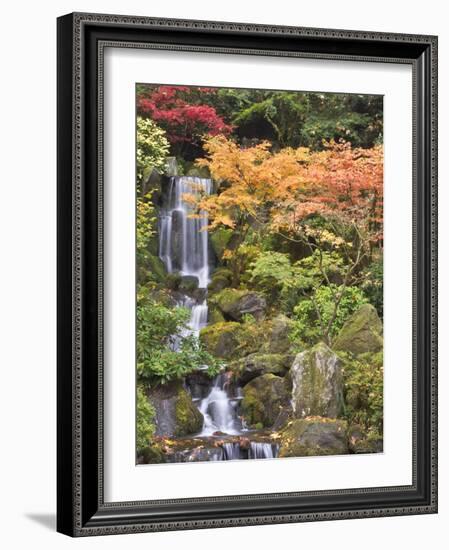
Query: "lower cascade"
157 176 279 462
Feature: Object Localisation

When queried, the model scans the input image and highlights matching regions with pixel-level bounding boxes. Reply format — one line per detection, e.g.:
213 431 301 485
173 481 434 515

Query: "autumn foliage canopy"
193 135 383 244
138 86 233 148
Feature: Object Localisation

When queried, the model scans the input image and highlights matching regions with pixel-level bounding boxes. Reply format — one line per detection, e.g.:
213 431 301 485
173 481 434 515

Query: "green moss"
229 353 290 384
200 321 260 360
146 253 167 283
174 389 203 437
208 305 226 324
291 342 343 418
333 304 383 355
211 288 266 322
241 373 289 428
278 418 348 458
140 444 165 464
165 272 182 290
213 288 247 310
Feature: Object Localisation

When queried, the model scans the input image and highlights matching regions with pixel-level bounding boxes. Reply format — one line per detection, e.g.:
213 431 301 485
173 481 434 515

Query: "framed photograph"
57 12 438 536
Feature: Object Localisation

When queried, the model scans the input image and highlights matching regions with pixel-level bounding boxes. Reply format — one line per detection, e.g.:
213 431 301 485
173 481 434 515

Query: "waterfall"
198 374 242 436
249 442 279 459
156 175 279 460
159 176 212 289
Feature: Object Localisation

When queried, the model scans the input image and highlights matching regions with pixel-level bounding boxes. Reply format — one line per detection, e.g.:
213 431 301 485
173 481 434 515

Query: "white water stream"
158 176 277 459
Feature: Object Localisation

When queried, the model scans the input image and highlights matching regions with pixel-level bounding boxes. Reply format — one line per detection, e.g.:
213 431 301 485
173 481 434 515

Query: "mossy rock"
208 305 226 324
348 424 383 454
264 314 294 354
208 268 233 293
333 304 383 356
139 444 166 464
149 382 203 437
241 373 290 428
174 388 204 436
200 322 243 359
179 275 199 293
291 342 344 418
230 353 291 385
165 272 182 290
278 417 349 458
210 227 233 259
200 320 262 360
212 288 267 321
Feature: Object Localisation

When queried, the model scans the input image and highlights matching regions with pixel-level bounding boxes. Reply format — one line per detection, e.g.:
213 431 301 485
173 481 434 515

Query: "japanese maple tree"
137 86 233 156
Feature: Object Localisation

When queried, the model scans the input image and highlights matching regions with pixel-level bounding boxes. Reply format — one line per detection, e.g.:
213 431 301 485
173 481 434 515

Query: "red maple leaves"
138 86 233 145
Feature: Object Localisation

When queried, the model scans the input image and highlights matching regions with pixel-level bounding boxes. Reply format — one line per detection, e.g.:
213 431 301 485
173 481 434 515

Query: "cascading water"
198 374 242 436
159 176 212 289
158 175 278 461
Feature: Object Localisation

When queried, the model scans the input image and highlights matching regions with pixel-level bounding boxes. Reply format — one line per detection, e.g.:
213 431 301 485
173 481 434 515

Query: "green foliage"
136 191 157 261
229 90 382 150
281 251 346 313
137 295 222 384
136 385 156 450
291 284 368 346
136 116 170 184
360 256 383 317
248 251 294 301
340 351 383 433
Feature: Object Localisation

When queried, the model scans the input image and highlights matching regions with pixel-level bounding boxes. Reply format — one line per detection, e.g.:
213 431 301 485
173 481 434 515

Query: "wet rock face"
333 303 383 356
278 418 349 458
148 383 203 437
291 342 344 418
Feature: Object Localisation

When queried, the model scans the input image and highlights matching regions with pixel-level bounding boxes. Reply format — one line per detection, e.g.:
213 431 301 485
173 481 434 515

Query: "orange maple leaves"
191 135 383 243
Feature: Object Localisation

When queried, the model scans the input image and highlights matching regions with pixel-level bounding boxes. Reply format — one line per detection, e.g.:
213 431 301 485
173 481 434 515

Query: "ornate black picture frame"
57 12 438 537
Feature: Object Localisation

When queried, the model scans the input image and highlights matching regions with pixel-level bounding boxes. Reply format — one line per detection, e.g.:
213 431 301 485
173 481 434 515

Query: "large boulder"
333 304 383 356
178 275 199 293
230 353 291 385
149 383 203 437
265 314 294 354
200 322 247 359
213 288 267 321
241 374 290 428
141 167 163 198
278 418 349 457
291 342 344 418
208 267 233 293
347 424 383 454
165 157 179 177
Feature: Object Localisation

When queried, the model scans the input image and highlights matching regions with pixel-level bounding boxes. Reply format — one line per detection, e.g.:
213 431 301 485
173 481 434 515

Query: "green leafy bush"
136 385 156 450
291 284 368 346
280 250 346 313
340 351 383 433
136 117 170 184
248 251 293 301
360 256 383 317
137 295 222 384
